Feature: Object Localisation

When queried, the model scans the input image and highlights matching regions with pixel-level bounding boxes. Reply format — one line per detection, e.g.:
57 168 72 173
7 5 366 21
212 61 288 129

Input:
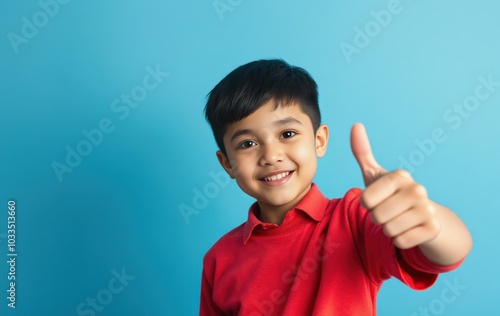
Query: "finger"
370 182 427 225
362 169 415 210
392 219 441 249
350 123 383 174
381 203 435 238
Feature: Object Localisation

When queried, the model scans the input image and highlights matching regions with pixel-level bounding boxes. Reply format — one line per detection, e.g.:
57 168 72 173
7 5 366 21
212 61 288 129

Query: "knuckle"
410 183 428 199
382 174 396 190
370 210 383 225
425 202 437 216
394 169 412 180
419 203 437 222
360 192 372 210
382 223 395 237
427 218 441 236
393 236 410 249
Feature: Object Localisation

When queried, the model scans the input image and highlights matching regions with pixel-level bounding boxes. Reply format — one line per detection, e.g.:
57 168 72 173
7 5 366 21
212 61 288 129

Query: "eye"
281 131 296 139
238 140 256 149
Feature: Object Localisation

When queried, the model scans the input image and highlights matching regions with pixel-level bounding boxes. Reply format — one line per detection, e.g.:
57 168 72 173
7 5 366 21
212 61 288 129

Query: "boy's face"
216 100 329 218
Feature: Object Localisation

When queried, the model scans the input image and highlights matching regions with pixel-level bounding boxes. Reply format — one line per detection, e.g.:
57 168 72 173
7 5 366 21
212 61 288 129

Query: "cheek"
231 156 254 180
232 157 259 196
291 141 317 165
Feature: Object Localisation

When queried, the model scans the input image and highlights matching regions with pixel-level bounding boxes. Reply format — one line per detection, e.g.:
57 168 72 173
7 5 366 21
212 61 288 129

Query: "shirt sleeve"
396 246 464 289
344 188 463 290
199 256 225 316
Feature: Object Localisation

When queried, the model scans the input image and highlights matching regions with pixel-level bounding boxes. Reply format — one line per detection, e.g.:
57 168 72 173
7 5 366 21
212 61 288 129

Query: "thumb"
350 123 387 186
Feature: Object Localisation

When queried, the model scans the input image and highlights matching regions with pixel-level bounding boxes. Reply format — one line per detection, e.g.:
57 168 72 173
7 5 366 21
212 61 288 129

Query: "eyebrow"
229 117 303 143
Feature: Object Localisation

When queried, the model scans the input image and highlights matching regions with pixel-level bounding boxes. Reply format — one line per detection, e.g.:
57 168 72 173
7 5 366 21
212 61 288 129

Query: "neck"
257 204 289 225
257 184 312 225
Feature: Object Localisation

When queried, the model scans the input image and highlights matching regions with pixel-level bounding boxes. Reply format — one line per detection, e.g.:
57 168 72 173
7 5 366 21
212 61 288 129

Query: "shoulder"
341 187 363 201
327 187 364 214
324 187 371 233
203 223 245 266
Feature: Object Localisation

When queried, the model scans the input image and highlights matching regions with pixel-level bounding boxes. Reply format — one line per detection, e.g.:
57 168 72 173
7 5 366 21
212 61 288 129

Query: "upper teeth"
263 172 290 181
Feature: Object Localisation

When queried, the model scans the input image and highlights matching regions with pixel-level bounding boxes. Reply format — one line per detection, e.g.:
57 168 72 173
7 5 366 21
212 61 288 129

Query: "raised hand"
350 123 441 249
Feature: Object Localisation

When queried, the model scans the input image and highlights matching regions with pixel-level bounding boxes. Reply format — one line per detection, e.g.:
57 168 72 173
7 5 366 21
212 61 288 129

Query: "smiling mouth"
260 171 293 182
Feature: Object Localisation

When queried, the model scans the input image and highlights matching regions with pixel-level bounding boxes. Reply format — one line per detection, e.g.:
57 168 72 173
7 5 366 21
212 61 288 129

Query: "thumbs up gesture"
350 123 441 249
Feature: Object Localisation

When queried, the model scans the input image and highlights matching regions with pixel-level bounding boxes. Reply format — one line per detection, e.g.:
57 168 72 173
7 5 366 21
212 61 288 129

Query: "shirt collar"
242 183 329 244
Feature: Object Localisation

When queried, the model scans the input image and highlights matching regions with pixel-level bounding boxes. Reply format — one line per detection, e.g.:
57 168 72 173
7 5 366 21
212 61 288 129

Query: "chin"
261 194 296 207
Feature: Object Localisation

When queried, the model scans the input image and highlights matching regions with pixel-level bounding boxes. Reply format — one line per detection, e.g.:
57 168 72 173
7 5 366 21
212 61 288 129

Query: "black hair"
204 59 321 155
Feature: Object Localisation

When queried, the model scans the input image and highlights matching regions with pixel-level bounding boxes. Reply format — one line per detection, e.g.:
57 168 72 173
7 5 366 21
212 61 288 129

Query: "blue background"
1 0 499 315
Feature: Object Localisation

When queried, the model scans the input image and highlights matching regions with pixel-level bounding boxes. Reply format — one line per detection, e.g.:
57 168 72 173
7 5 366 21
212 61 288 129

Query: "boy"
200 59 472 315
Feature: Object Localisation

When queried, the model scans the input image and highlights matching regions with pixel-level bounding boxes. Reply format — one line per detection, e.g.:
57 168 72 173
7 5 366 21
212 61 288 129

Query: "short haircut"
204 59 321 155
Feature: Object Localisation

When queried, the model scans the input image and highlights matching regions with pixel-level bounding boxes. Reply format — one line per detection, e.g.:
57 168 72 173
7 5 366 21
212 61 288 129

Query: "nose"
258 143 284 166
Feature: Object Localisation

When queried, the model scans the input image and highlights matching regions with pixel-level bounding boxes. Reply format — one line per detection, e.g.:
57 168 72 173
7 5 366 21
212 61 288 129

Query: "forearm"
418 202 472 266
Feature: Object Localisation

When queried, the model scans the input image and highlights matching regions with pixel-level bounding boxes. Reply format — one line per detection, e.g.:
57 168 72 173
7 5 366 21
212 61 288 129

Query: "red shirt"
200 184 462 315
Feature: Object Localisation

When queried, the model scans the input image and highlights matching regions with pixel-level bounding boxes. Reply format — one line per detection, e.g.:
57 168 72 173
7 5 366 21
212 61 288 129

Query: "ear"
216 150 235 179
315 124 329 157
